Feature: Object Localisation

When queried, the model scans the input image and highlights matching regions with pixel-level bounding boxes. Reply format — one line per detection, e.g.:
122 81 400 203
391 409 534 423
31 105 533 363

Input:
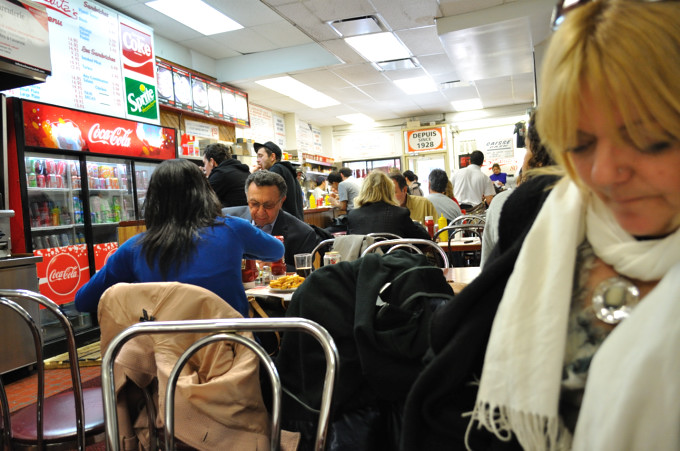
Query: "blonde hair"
538 0 680 182
354 170 399 208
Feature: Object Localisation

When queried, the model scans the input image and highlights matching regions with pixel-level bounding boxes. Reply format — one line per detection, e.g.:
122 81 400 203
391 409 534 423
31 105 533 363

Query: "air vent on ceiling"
374 57 420 71
328 15 385 37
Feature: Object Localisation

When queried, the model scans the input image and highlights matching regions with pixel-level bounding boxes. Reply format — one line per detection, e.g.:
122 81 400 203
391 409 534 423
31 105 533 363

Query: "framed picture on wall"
459 154 471 168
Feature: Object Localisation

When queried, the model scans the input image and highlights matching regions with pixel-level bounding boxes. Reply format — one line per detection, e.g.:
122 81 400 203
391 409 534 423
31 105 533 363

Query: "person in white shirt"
328 167 360 211
451 150 495 211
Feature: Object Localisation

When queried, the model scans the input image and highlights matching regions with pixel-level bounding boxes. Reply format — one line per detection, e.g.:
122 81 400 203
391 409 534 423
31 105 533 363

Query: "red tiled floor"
5 365 101 412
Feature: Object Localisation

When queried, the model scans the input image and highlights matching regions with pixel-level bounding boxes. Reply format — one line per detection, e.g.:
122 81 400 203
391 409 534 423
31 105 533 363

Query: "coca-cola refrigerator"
6 98 176 343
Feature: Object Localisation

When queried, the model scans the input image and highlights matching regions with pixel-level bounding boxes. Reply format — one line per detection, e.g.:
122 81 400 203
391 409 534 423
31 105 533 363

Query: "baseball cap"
254 141 282 160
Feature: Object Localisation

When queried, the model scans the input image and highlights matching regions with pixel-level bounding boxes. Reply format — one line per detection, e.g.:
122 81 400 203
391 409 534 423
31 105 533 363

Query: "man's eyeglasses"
551 0 672 30
248 200 281 211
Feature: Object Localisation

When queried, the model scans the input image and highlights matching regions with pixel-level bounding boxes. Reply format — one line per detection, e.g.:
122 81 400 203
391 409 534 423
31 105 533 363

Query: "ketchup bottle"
424 216 435 238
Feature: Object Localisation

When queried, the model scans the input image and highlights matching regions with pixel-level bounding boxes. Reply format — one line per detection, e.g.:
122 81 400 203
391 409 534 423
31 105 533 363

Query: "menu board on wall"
157 59 249 127
3 0 158 123
296 119 322 154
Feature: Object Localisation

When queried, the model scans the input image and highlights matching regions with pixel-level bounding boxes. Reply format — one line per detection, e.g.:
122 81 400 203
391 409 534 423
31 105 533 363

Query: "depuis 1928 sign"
404 126 447 153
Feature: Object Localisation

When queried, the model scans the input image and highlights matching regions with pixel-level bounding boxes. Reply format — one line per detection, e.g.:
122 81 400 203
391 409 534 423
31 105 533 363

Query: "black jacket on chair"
347 201 430 240
400 175 560 451
207 158 250 207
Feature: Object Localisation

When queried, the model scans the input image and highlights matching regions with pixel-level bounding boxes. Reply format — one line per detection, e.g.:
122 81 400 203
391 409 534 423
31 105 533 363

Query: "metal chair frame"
101 317 339 451
434 225 484 267
360 238 450 268
0 289 100 451
449 214 486 226
310 238 335 270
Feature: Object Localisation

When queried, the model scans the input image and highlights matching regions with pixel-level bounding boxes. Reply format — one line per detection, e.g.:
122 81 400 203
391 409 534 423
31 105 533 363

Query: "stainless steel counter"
0 255 43 373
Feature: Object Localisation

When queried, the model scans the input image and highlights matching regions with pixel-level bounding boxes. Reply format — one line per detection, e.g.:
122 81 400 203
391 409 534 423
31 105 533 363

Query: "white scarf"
468 177 680 450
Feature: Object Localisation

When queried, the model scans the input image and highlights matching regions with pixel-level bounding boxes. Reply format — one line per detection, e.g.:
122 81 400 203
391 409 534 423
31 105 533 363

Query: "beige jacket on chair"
98 282 272 450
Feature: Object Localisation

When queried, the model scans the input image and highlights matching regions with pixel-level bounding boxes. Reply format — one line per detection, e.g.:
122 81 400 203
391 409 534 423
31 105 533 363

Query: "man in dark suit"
223 171 319 272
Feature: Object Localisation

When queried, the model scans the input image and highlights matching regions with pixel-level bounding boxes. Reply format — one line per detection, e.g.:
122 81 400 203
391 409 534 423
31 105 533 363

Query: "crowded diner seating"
3 1 679 450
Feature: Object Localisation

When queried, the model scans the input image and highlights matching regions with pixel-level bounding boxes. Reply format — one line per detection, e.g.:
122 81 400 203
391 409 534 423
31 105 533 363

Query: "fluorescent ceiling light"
394 76 438 95
451 98 484 111
256 76 340 109
375 58 419 71
337 113 374 124
146 0 243 35
345 32 411 62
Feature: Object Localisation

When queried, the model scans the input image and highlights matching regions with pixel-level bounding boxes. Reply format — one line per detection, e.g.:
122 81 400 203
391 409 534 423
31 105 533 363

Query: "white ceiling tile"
358 83 407 102
329 86 376 104
180 37 241 59
301 0 377 23
251 21 314 48
331 64 388 86
211 28 280 53
319 39 367 65
203 0 283 27
439 0 503 17
371 0 441 30
381 68 429 82
417 54 457 77
292 71 353 91
396 26 446 57
274 3 339 42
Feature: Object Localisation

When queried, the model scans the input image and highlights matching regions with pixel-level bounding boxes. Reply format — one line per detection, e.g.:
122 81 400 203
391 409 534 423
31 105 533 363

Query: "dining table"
436 237 482 252
443 266 481 294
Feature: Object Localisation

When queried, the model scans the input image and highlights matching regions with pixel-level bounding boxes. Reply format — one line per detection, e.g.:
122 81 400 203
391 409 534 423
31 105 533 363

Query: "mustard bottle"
437 214 448 242
309 193 316 209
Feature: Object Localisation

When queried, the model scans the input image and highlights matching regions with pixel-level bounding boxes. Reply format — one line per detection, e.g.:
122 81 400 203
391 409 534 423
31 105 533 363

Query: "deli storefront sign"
22 100 176 160
35 245 90 306
405 127 447 153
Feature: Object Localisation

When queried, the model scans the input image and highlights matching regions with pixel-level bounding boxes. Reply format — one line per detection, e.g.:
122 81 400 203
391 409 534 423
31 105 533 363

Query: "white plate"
268 287 297 293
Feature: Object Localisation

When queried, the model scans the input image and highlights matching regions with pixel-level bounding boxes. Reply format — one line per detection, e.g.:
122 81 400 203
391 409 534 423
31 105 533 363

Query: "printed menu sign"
3 0 158 123
22 100 176 160
156 59 249 127
0 0 51 76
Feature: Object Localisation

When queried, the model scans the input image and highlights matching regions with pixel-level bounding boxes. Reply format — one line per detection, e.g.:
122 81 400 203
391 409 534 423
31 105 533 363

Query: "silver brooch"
591 276 640 324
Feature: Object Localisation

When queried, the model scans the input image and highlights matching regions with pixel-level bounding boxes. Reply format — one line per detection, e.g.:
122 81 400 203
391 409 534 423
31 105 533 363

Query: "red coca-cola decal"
88 124 133 147
121 22 154 78
23 101 176 160
94 242 118 271
45 252 81 296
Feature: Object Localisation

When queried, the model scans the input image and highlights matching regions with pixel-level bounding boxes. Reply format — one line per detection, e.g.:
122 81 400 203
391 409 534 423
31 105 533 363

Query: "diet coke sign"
88 124 133 147
46 253 82 296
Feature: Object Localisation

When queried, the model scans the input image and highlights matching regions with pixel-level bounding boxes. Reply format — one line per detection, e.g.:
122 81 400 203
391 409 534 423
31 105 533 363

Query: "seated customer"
489 163 507 192
223 171 320 272
390 172 438 224
426 169 462 222
74 159 283 317
348 170 430 240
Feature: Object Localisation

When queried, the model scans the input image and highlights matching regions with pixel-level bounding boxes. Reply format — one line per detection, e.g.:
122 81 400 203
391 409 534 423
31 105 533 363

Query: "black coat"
347 201 430 240
270 161 304 220
207 158 250 207
400 175 560 451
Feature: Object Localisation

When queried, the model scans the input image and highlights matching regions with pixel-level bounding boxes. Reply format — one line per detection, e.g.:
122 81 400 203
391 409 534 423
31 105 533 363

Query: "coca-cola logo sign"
46 253 81 296
88 123 133 147
121 22 154 78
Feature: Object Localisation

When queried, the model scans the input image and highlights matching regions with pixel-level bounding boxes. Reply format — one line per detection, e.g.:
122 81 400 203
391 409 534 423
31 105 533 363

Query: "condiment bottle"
309 193 316 209
437 214 448 242
270 236 286 276
424 215 434 238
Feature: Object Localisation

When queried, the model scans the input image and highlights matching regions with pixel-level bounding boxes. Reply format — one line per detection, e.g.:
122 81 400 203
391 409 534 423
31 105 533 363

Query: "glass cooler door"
85 157 134 272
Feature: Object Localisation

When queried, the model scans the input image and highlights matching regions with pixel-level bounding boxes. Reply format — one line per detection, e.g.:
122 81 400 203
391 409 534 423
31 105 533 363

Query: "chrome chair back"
360 238 450 268
0 289 104 451
449 214 486 226
101 317 338 451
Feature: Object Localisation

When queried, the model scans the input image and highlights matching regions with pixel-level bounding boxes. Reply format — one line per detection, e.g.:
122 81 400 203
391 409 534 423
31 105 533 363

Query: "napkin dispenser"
0 210 15 258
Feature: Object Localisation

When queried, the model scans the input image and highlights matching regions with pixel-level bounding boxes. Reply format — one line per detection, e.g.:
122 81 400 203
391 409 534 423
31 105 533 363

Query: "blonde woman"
347 170 430 239
403 1 680 449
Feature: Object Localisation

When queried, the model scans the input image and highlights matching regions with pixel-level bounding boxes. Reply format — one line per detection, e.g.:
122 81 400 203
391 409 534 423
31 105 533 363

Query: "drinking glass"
294 253 313 277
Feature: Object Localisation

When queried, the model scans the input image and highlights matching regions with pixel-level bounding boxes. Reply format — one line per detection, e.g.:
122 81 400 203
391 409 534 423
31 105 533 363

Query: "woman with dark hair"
74 159 283 316
347 170 430 239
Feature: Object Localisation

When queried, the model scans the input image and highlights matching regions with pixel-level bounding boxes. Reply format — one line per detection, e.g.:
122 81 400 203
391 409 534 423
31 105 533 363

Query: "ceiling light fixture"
146 0 243 35
394 76 438 95
337 113 375 125
256 76 340 109
345 32 411 62
451 98 484 111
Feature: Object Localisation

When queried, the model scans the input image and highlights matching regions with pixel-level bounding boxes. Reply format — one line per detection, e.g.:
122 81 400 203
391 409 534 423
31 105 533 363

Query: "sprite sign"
125 78 158 121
